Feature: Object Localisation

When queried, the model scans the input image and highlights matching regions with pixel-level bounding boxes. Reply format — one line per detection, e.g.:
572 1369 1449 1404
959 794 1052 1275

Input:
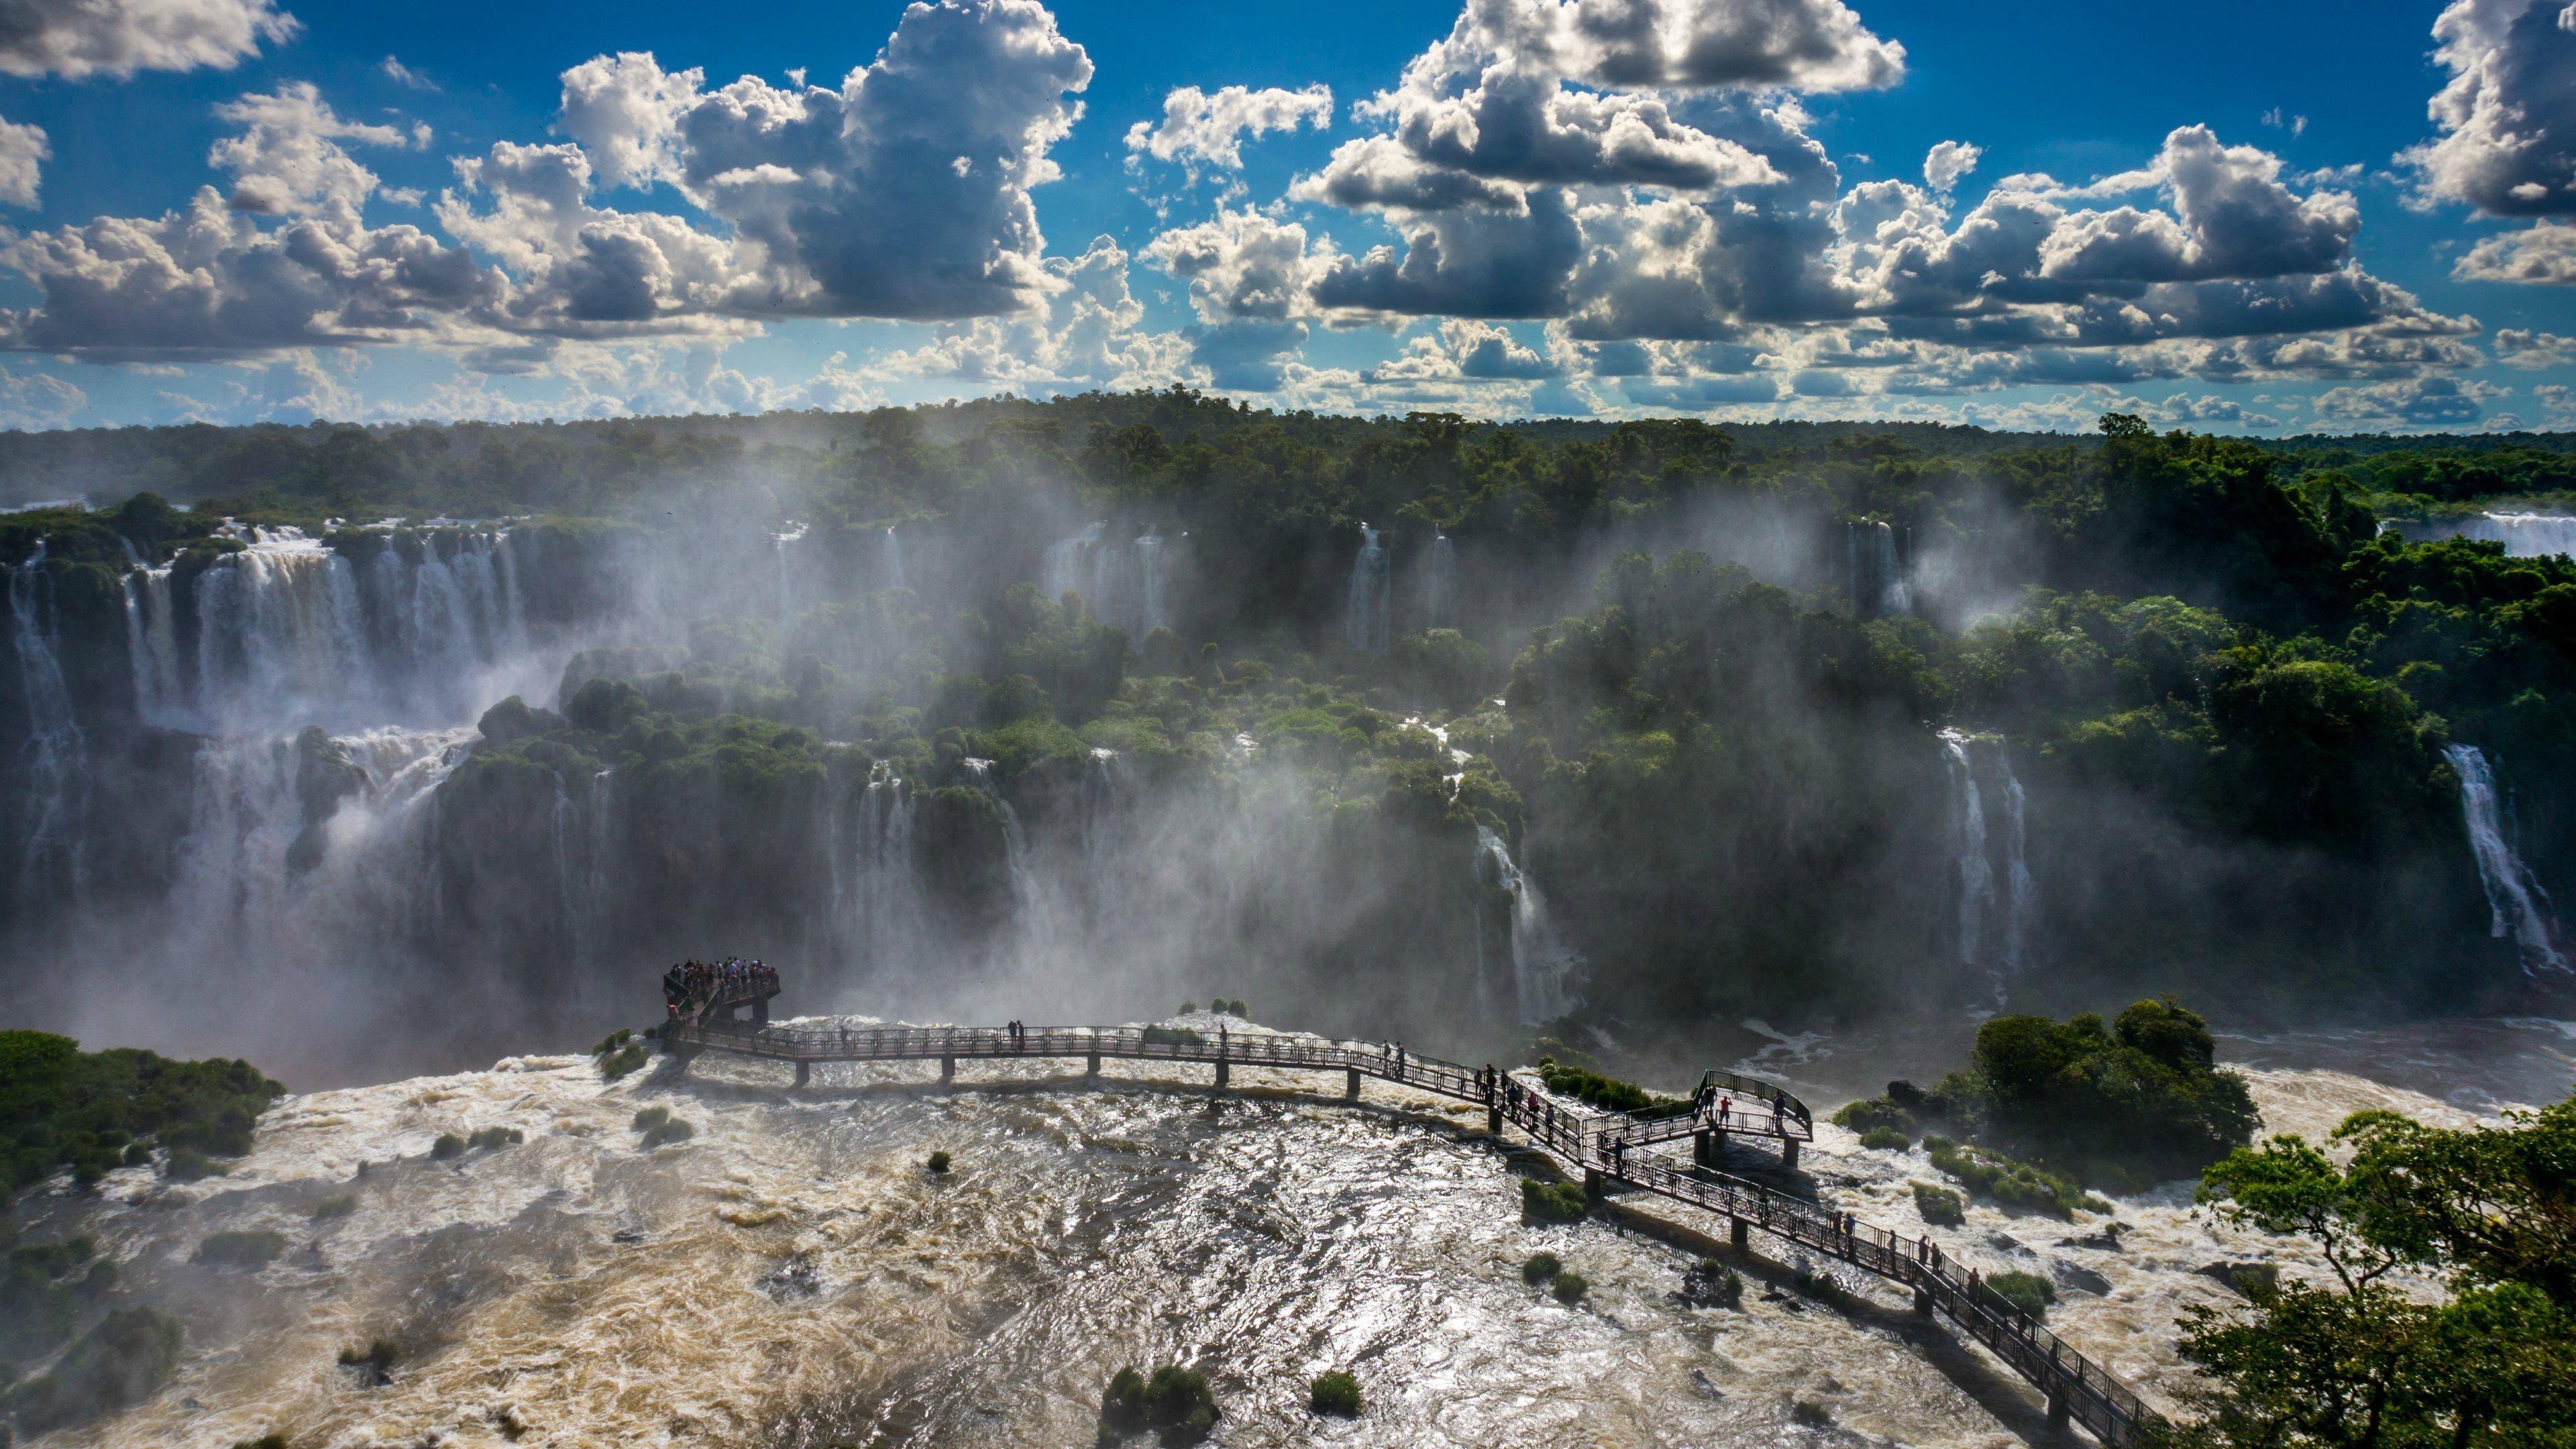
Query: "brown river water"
17 1012 2573 1449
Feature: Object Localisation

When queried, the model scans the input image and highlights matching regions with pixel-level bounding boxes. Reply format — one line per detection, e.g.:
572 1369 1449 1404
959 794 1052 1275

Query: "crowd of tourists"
663 957 776 1020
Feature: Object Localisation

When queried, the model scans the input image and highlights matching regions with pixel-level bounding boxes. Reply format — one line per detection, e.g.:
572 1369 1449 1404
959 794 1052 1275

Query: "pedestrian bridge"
665 979 2157 1447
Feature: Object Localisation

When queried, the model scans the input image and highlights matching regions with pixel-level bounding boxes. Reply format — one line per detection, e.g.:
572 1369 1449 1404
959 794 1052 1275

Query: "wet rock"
2059 1225 2127 1252
758 1256 822 1301
2198 1262 2279 1298
611 1227 646 1244
2049 1259 2113 1295
489 1401 530 1440
1691 1368 1726 1399
1985 1230 2032 1255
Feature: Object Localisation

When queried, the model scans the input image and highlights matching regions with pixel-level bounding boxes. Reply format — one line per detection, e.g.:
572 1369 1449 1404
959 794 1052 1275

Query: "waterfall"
1421 533 1457 631
771 522 808 627
882 525 908 593
1081 748 1126 873
1344 524 1391 654
1476 825 1578 1024
1940 729 1994 970
123 561 184 725
2459 513 2576 557
1848 521 1911 618
828 759 926 972
1042 522 1104 603
169 726 472 978
1999 745 2035 977
2446 744 2568 973
9 541 91 898
1135 533 1167 635
196 530 375 731
961 757 1038 913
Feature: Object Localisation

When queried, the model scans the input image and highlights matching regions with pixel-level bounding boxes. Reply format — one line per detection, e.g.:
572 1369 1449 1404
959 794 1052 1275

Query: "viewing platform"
659 975 2157 1446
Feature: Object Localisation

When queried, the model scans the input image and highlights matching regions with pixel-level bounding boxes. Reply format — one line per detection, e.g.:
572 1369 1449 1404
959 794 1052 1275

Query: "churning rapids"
20 1013 2571 1449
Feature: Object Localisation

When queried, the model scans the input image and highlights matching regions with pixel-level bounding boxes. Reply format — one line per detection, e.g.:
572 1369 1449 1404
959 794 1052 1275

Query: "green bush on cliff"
1535 1058 1683 1114
1308 1369 1362 1417
4 1307 182 1434
1521 1179 1589 1223
0 1032 281 1199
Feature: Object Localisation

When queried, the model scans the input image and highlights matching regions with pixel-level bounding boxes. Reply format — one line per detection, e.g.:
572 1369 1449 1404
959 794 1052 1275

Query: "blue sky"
0 0 2570 433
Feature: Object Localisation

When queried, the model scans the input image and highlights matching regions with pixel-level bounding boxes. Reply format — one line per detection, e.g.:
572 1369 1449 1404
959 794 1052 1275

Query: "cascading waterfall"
2445 743 2569 973
1421 533 1457 631
2457 512 2576 557
1475 824 1578 1025
1038 521 1171 641
169 726 472 977
771 522 808 627
9 541 91 898
1847 520 1912 617
882 526 908 593
1134 533 1166 635
122 561 183 725
1042 523 1104 602
962 757 1039 913
1939 728 2037 995
1344 524 1391 654
197 530 375 731
1081 748 1126 875
1941 729 1995 971
826 759 927 971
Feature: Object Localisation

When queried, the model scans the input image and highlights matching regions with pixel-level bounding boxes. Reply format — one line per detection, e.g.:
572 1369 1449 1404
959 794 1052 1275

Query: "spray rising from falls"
825 758 927 981
1476 825 1578 1025
1421 533 1457 631
9 540 91 898
1345 524 1391 654
1039 522 1169 641
2445 743 2568 974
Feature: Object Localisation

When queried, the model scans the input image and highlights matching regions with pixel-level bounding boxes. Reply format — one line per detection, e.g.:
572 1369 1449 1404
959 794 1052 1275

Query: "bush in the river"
632 1106 693 1146
1521 1179 1589 1224
1927 1140 2106 1218
1551 1271 1590 1304
1309 1370 1362 1417
1911 1181 1966 1226
633 1106 671 1131
1980 1270 2056 1320
338 1338 399 1386
4 1307 182 1434
1680 1256 1743 1308
0 1237 111 1362
926 1150 951 1175
1534 1057 1684 1114
1141 1024 1203 1047
232 1436 289 1449
0 1031 281 1203
430 1133 466 1161
312 1194 356 1220
600 1042 651 1081
194 1230 286 1270
1831 1095 1917 1140
1858 1126 1912 1150
1175 1000 1197 1015
1791 1399 1835 1428
164 1146 222 1181
467 1126 524 1152
1521 1250 1562 1285
1099 1364 1219 1440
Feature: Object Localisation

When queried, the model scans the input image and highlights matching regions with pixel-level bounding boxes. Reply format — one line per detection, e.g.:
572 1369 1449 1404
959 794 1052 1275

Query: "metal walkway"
667 989 2157 1446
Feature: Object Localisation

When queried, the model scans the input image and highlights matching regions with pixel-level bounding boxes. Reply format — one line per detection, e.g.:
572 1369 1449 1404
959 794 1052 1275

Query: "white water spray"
9 540 91 898
1344 524 1391 653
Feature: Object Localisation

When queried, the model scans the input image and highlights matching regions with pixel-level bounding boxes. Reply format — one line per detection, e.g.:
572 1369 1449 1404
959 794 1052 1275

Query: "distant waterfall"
1847 521 1912 618
177 527 531 731
1344 524 1391 653
1038 521 1170 641
1135 533 1166 635
962 758 1038 912
826 759 926 972
1042 522 1104 602
9 541 91 898
882 526 908 593
1940 728 2035 991
1081 748 1127 873
771 521 808 626
122 562 183 724
1477 825 1578 1024
2446 744 2568 973
169 725 472 968
1421 533 1457 631
2459 513 2576 557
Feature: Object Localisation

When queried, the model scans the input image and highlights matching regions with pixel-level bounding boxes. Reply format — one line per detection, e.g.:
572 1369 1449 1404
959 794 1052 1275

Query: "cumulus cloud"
2403 0 2576 216
1124 84 1331 171
2312 374 2491 427
0 362 83 425
2493 326 2576 365
873 234 1188 390
209 83 420 217
1923 139 1977 194
2456 219 2576 282
0 0 297 78
0 115 47 207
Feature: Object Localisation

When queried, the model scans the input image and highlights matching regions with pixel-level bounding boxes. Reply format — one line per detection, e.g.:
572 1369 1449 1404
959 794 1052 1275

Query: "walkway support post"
1345 1067 1360 1099
940 1056 955 1088
1731 1217 1749 1250
1693 1129 1717 1169
1583 1168 1604 1198
1782 1138 1800 1171
1086 1053 1101 1079
2047 1396 2070 1433
1913 1285 1933 1315
753 998 769 1026
1487 1103 1503 1133
1214 1058 1230 1089
794 1060 810 1089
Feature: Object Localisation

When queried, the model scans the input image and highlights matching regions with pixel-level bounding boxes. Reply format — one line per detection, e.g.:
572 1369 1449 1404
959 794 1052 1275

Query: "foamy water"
18 1021 2561 1448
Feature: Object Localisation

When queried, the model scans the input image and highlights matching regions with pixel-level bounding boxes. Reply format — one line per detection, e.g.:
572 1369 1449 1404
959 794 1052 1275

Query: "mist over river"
11 1012 2563 1449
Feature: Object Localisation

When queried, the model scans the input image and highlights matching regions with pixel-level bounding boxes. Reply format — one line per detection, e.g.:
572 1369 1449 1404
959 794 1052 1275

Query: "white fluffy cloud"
1125 84 1331 172
0 115 48 207
210 83 421 218
0 0 297 77
2457 219 2576 283
1923 139 1977 194
2312 374 2493 427
2405 0 2576 215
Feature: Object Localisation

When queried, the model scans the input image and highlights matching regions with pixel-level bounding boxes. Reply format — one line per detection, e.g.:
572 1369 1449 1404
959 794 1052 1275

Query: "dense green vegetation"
1521 1179 1590 1224
2176 1088 2576 1449
1308 1370 1362 1417
1534 1057 1686 1114
1839 1000 2259 1192
1099 1363 1219 1443
0 1032 281 1195
4 1306 182 1435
